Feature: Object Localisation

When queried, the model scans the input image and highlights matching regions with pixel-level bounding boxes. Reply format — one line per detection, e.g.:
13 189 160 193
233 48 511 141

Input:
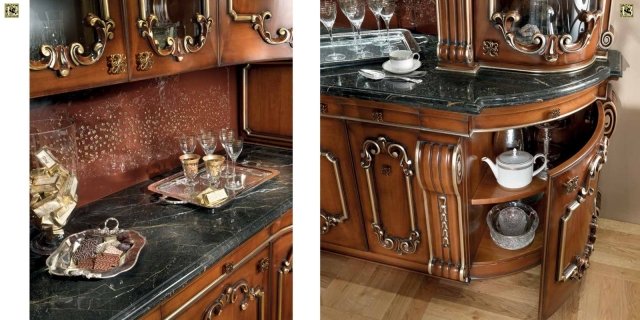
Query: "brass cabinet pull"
135 51 153 71
361 136 420 255
227 0 293 47
107 54 127 74
203 280 265 320
372 111 383 122
137 0 213 61
320 152 349 234
30 0 114 77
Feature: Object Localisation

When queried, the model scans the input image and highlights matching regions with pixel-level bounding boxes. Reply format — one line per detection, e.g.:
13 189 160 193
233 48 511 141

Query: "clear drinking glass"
380 0 398 54
198 131 217 179
338 0 371 58
219 128 234 178
178 134 197 154
321 0 347 62
224 138 244 190
367 0 386 45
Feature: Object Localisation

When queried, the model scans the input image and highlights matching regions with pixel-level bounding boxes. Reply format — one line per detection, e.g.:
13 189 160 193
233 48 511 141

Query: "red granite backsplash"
30 67 238 207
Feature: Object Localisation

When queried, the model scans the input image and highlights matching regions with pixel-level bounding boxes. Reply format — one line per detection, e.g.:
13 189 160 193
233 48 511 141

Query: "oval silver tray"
45 218 146 279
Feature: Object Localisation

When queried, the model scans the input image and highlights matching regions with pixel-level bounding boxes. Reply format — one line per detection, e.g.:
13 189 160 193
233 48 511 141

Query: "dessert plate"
382 60 422 74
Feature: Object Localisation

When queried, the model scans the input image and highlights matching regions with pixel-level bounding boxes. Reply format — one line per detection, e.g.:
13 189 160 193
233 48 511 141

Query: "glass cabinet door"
29 0 128 97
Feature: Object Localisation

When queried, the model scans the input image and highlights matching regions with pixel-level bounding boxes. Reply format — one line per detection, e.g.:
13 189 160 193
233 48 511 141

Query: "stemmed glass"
219 128 234 178
198 131 217 180
380 0 398 54
224 138 244 191
338 0 371 58
178 134 197 154
367 0 386 45
321 0 346 62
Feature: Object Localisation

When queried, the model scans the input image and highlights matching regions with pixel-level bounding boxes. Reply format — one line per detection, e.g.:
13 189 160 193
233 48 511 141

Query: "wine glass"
380 0 398 54
338 0 372 58
179 153 200 187
219 128 235 178
321 0 346 62
367 0 385 45
198 131 217 179
225 138 244 190
178 134 196 154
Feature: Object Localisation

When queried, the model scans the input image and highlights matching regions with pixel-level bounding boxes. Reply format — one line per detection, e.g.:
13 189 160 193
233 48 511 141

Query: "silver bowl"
486 201 538 250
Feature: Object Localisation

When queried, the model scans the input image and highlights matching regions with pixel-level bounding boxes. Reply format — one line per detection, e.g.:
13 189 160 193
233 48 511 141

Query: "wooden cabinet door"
270 228 292 320
29 0 129 97
320 118 368 252
539 103 610 319
240 62 292 148
126 0 217 80
218 0 292 65
347 122 430 264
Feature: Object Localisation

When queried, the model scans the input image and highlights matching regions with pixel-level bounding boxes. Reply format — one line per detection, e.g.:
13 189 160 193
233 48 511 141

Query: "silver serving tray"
147 164 279 209
320 28 420 68
46 218 146 279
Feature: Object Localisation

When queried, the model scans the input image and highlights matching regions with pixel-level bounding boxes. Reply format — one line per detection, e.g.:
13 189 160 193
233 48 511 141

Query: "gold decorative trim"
242 64 293 143
361 136 420 255
227 0 292 47
320 103 328 114
558 138 607 282
490 0 603 62
276 251 292 320
451 144 467 282
320 151 349 235
107 54 127 74
258 258 269 273
135 51 153 71
438 195 450 248
549 108 561 119
165 225 292 320
203 280 264 320
372 111 383 122
564 176 580 194
223 263 234 274
482 40 499 57
30 0 114 77
415 142 434 274
137 0 212 61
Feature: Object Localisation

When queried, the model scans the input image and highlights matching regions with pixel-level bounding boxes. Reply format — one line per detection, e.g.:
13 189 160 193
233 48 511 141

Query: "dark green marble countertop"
321 34 622 114
30 144 292 320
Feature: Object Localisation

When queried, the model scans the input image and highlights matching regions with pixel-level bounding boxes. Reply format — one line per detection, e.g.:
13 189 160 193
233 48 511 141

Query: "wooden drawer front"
348 123 430 264
320 118 368 251
341 104 420 127
539 102 609 319
218 0 292 65
241 63 292 148
178 248 270 320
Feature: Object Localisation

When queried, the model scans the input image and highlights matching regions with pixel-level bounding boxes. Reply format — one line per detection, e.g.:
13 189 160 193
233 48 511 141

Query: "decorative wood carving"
415 141 467 282
435 0 477 72
258 258 269 273
482 40 499 57
361 136 420 255
203 280 264 319
320 151 349 235
135 52 153 71
107 54 127 74
276 250 292 320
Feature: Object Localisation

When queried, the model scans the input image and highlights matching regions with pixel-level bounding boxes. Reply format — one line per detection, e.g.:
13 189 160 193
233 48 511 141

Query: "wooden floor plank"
321 218 640 319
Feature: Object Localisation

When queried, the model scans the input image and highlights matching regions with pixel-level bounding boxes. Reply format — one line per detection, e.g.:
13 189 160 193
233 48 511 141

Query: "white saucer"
382 60 422 74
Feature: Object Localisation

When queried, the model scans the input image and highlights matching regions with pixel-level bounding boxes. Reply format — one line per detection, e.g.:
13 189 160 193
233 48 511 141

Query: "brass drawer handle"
549 108 561 119
227 0 293 47
372 111 383 122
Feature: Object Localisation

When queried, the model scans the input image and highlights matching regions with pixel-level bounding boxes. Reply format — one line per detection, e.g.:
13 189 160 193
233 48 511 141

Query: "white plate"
382 60 422 74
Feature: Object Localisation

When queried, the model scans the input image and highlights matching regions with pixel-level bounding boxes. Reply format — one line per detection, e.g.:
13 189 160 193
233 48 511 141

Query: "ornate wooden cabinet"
29 0 129 97
141 210 292 320
320 82 618 318
126 0 217 80
218 0 293 66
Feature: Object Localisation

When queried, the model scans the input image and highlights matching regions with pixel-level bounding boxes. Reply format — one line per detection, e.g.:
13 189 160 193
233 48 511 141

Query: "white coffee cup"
388 50 420 71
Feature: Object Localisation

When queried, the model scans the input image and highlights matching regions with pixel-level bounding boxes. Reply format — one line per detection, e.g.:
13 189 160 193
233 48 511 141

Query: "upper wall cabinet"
29 0 128 97
218 0 293 66
127 0 217 80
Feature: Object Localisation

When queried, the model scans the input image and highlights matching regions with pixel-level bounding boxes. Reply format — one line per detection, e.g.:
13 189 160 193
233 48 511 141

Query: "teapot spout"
481 157 499 179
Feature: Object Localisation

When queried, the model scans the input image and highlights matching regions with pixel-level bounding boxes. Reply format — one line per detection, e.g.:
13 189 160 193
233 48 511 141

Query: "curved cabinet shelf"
472 172 547 205
470 228 543 279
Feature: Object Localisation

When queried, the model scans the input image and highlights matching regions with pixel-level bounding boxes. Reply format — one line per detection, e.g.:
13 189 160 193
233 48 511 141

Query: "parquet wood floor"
321 218 640 319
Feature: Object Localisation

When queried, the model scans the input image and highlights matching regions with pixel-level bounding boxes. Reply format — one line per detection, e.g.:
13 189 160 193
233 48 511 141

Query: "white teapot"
482 149 547 189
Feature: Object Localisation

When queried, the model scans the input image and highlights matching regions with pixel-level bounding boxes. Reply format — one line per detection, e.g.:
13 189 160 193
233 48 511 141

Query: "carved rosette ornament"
491 7 602 62
361 137 420 255
30 11 115 77
107 54 127 74
482 40 499 57
137 8 213 61
204 280 264 320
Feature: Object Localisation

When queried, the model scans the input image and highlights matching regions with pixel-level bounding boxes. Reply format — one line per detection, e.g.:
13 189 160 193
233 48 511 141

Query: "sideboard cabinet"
320 79 618 318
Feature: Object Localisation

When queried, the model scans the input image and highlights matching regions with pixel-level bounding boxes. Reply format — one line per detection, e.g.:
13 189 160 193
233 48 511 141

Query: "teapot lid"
497 148 533 169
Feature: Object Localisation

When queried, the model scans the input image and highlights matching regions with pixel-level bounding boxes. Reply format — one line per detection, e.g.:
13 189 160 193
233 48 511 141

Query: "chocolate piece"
76 257 93 269
116 242 132 252
72 236 101 263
